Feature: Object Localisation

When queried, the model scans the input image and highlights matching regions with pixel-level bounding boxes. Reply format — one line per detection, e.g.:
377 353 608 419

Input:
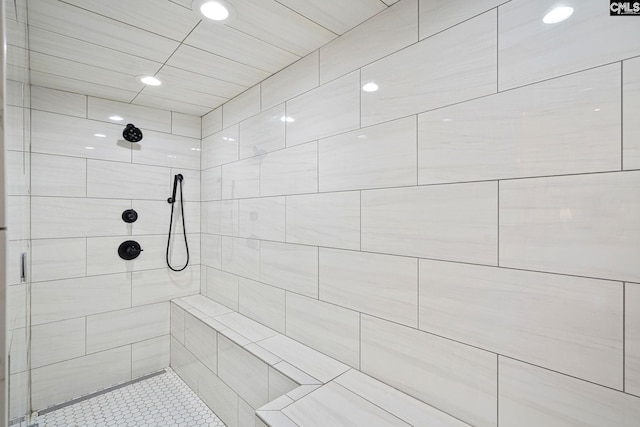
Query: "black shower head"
123 123 143 142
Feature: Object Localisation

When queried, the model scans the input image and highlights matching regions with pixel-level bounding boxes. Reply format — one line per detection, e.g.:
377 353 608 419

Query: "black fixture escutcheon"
123 123 143 142
122 209 138 223
118 240 143 260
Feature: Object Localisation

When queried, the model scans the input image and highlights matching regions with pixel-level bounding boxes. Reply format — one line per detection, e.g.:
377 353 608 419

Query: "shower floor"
31 368 226 427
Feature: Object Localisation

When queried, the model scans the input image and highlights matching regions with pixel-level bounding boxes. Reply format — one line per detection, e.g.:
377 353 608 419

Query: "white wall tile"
624 56 640 170
7 196 29 241
87 160 168 200
283 382 411 427
286 191 360 250
218 335 269 408
170 337 199 392
198 362 239 427
260 142 318 197
31 318 86 369
202 234 222 269
419 0 505 40
88 97 171 133
202 125 239 169
239 104 285 159
260 241 318 298
499 357 640 427
285 293 360 368
202 167 222 201
320 0 418 84
239 278 286 334
31 154 86 197
202 200 239 236
171 303 186 344
627 283 640 396
221 156 261 199
239 398 255 427
6 151 29 196
205 268 239 311
420 259 623 389
216 312 277 343
319 116 417 192
221 237 260 280
31 238 87 282
31 346 131 411
202 107 223 138
31 86 86 117
239 197 285 241
268 367 298 401
132 335 170 378
361 315 497 427
419 64 621 184
172 112 201 139
31 197 130 239
170 168 201 203
286 71 360 147
223 86 261 128
500 172 640 282
31 110 131 162
184 312 217 373
498 0 640 91
86 303 169 354
132 130 200 170
31 273 131 325
362 182 497 264
132 200 200 236
131 266 200 305
261 52 319 111
5 106 27 151
361 10 497 127
320 248 418 327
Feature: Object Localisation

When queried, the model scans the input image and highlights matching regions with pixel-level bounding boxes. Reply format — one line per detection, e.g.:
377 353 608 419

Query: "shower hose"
166 174 190 272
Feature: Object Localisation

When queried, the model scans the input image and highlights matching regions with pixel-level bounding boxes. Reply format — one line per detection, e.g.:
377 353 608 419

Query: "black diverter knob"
123 123 143 142
122 209 138 223
118 240 143 260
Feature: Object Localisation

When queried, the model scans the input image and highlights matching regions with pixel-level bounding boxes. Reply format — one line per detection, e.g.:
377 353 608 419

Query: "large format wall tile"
88 97 171 133
285 293 360 368
132 130 200 170
420 260 623 388
362 182 498 264
32 273 131 325
218 335 269 408
31 318 86 369
499 357 640 427
239 278 285 334
201 167 222 201
239 104 285 159
31 346 131 411
223 86 261 128
320 248 418 327
87 160 168 200
361 315 497 427
202 126 239 169
205 267 239 311
260 142 317 197
172 112 201 139
221 237 260 280
624 56 640 170
286 192 360 250
132 335 170 378
419 0 505 40
31 153 86 197
285 71 360 147
31 238 87 282
202 108 222 139
499 172 640 282
202 200 239 236
627 283 640 396
184 312 217 373
198 364 238 427
238 197 285 241
131 266 200 305
260 241 318 298
361 10 497 127
261 52 318 111
319 0 418 84
418 64 621 184
498 0 640 90
31 86 86 117
86 303 170 354
319 116 417 192
221 156 260 199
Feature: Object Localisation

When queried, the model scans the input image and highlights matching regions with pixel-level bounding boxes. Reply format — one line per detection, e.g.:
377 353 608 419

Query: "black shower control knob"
122 209 138 223
118 240 143 260
123 123 143 142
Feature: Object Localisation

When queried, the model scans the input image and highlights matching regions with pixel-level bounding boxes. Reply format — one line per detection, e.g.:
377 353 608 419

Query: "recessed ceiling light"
543 6 574 24
362 82 379 92
280 116 295 123
109 115 124 121
140 76 162 86
94 133 106 138
193 0 235 22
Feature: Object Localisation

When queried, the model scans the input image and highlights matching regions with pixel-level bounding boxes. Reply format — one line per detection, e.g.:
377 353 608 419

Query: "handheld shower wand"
166 174 189 272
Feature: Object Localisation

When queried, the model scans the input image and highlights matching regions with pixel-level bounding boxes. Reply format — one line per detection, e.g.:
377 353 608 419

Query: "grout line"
623 282 626 392
416 259 420 327
621 61 624 171
496 355 500 426
497 180 500 266
359 313 362 370
496 6 499 93
359 191 362 250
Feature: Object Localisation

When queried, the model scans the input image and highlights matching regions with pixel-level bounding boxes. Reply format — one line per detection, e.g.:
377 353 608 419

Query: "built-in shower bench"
170 295 468 427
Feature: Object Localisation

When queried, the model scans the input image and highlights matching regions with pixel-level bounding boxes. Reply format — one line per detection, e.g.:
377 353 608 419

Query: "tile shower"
3 0 640 427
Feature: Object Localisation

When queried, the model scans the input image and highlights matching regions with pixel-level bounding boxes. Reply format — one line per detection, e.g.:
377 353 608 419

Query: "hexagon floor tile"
31 368 226 427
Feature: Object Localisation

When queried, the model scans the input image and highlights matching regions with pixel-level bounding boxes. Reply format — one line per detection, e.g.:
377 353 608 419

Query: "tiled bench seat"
171 295 468 427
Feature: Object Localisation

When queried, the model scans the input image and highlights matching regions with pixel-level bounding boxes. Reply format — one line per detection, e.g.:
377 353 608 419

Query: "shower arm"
167 174 184 204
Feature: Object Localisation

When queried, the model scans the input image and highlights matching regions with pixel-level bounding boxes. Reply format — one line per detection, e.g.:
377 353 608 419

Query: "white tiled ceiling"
13 0 393 116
